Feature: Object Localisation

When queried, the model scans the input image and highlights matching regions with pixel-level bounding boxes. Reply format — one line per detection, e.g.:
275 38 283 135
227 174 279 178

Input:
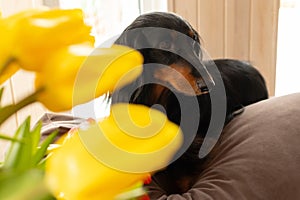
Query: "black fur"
112 12 268 194
152 59 269 193
212 59 268 115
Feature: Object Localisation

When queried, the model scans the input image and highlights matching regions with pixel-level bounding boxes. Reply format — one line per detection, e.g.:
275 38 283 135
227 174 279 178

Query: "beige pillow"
147 93 300 200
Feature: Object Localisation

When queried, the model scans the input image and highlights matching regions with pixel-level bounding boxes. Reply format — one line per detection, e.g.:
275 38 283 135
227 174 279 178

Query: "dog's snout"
196 79 210 94
189 60 215 92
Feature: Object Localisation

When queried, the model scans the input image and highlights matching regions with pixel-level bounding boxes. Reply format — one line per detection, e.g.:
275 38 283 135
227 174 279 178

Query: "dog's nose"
181 44 215 93
190 60 215 94
196 78 212 94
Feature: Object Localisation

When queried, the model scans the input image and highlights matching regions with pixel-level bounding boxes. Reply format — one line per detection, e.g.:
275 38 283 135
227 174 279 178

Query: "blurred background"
0 0 299 158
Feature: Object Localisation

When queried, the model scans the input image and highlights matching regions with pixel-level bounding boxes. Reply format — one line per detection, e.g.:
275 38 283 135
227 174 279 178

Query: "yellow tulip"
7 9 94 71
1 9 94 83
45 104 182 200
0 18 18 84
35 44 143 112
0 18 11 63
0 10 42 69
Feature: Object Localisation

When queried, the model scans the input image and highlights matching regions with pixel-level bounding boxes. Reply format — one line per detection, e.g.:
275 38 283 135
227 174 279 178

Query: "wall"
168 0 280 96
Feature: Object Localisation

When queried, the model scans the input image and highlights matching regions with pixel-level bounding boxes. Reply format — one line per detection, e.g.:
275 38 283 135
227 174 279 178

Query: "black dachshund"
112 12 269 194
113 12 215 101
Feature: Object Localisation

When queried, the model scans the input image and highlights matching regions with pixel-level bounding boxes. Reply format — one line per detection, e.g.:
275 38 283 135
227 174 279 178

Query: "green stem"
0 133 24 143
0 87 4 102
0 88 44 125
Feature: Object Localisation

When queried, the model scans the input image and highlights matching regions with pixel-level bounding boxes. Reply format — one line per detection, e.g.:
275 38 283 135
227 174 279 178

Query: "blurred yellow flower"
0 9 94 84
0 10 48 74
86 103 183 172
35 44 143 112
11 9 94 71
0 18 18 84
45 103 182 200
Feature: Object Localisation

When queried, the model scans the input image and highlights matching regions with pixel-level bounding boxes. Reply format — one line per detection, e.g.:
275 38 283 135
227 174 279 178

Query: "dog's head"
113 12 214 107
112 12 216 163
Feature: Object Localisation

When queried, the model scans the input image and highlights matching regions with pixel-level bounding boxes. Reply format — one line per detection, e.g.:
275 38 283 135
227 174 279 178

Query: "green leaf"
0 117 57 199
3 117 32 171
32 130 58 167
0 88 41 125
35 157 47 171
0 133 24 143
30 122 42 155
0 169 55 200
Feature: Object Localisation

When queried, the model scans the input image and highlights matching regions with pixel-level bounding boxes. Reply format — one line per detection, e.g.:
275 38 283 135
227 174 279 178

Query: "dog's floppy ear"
114 28 153 65
114 28 149 50
191 27 202 59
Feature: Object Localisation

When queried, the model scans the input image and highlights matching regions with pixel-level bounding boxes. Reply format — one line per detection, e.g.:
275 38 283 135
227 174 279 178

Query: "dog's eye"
159 40 172 49
197 79 210 94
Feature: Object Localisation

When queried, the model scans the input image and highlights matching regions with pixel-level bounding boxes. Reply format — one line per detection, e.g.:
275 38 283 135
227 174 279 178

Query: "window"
59 0 167 46
276 0 300 96
58 0 168 118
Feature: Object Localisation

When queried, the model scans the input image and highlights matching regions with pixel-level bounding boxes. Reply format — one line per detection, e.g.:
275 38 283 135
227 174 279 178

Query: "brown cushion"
146 93 300 199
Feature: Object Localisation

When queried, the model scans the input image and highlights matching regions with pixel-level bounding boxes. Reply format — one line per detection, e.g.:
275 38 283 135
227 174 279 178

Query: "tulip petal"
45 104 182 200
36 44 143 112
78 103 183 173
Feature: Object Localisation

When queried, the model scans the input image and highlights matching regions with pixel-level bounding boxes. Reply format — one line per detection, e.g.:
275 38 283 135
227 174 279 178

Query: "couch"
146 93 300 199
